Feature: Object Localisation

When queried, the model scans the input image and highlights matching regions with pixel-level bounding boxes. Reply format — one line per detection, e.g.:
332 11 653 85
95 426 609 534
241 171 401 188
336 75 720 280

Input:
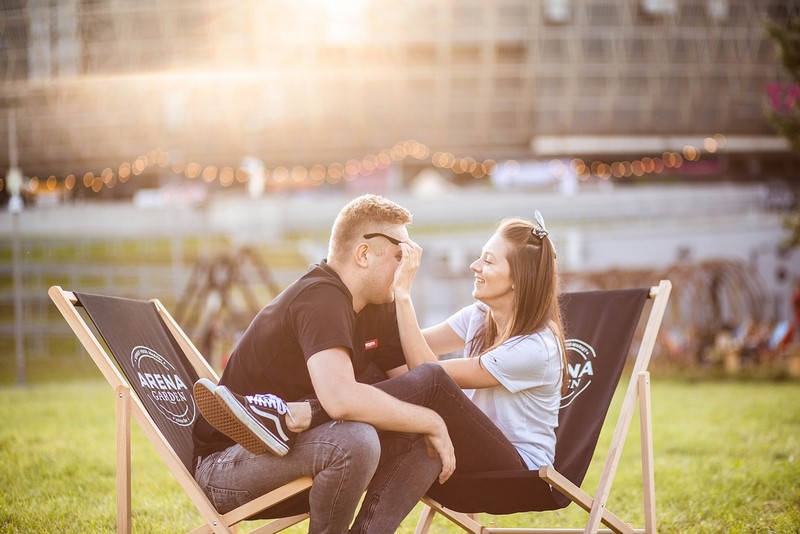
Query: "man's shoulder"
294 267 351 301
282 264 350 299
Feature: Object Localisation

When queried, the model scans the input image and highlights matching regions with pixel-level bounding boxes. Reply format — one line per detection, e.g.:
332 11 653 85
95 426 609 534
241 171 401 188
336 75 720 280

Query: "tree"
766 18 800 248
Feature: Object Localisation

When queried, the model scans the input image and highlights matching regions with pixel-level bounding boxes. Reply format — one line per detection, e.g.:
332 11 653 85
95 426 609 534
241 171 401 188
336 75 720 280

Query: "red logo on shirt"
365 339 378 350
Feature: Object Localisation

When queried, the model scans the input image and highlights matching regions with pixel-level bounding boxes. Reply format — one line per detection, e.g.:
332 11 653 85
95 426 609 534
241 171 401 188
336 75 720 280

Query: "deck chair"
416 280 672 534
48 286 313 534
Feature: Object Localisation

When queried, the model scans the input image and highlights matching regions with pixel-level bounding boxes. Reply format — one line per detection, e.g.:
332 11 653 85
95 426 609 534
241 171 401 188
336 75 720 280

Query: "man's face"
363 224 408 304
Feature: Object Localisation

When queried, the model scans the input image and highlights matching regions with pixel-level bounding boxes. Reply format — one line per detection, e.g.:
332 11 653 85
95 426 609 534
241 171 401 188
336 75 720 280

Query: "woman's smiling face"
470 232 514 307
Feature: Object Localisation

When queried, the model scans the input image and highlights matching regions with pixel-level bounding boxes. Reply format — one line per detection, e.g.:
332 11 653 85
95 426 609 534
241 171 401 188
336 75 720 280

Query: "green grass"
0 352 100 385
1 379 798 533
0 236 235 266
0 235 310 272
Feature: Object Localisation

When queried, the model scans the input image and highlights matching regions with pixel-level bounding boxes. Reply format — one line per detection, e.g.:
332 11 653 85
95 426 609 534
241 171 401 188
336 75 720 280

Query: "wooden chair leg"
414 504 436 534
115 385 132 534
638 372 656 533
249 514 309 533
418 498 483 533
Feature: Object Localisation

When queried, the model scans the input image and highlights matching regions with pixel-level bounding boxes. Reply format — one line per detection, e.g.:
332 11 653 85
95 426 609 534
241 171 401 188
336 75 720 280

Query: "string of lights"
2 134 727 197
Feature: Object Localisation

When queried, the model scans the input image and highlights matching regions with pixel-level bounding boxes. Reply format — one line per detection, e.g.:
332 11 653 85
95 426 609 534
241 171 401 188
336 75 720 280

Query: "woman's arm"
393 240 440 369
396 240 495 387
422 322 465 356
440 357 502 389
398 292 501 388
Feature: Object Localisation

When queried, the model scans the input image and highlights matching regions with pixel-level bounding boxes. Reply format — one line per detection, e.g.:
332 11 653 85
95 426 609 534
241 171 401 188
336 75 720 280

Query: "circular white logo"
559 338 596 409
131 346 196 427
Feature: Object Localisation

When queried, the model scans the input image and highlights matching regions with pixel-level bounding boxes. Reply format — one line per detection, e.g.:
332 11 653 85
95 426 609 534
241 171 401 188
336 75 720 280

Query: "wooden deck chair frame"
48 286 313 534
415 280 672 534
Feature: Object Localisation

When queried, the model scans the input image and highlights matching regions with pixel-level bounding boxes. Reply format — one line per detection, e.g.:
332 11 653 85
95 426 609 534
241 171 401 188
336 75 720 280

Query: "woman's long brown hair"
468 217 569 394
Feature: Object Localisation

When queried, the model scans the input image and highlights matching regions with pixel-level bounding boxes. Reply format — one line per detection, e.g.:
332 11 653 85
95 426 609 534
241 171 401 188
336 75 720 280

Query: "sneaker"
193 378 295 456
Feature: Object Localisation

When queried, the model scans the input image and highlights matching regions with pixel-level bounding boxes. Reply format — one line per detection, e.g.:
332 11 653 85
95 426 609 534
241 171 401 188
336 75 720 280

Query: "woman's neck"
489 304 513 338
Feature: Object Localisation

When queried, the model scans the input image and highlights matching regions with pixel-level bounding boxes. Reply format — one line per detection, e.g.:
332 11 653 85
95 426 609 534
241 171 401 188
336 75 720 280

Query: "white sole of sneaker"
214 386 290 457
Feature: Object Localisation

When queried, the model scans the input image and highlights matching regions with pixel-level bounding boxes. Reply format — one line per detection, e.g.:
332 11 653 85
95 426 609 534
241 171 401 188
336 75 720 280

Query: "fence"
0 235 304 377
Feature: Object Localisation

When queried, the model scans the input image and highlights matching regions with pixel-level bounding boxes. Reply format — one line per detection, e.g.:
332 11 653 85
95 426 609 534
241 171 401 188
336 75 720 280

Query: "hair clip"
532 210 549 239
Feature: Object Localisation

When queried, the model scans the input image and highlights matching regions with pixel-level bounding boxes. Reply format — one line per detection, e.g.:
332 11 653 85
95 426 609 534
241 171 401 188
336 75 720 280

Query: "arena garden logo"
131 345 196 427
559 338 596 409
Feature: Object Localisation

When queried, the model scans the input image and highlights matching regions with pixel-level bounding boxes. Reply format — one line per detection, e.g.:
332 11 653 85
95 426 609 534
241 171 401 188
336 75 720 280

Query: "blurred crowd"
659 281 800 374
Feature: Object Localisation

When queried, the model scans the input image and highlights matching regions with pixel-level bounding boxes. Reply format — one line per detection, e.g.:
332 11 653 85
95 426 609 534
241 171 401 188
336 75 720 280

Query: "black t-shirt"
192 261 406 456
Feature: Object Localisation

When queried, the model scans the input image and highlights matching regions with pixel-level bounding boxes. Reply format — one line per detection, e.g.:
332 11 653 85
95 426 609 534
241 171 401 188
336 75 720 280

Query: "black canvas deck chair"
48 286 313 534
416 280 672 534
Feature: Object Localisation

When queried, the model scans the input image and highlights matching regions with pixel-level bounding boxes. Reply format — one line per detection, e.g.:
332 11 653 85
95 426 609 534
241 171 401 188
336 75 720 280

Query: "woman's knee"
415 362 460 393
414 361 448 381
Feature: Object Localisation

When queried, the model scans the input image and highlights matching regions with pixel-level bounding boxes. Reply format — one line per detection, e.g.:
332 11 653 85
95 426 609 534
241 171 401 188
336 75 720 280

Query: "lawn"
1 377 798 533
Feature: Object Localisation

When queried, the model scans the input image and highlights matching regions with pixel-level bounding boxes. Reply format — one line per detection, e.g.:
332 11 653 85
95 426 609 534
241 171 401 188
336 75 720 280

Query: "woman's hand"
393 238 441 369
393 239 423 300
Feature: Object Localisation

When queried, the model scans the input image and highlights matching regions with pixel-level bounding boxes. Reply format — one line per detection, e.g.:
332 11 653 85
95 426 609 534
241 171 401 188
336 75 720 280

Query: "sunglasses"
363 233 402 246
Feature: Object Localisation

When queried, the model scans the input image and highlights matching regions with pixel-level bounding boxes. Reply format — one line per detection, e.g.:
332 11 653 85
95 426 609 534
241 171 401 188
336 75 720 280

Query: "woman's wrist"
394 291 413 303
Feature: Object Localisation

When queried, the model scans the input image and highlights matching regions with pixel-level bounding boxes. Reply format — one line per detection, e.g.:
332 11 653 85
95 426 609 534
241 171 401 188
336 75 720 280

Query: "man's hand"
423 415 456 484
308 348 456 483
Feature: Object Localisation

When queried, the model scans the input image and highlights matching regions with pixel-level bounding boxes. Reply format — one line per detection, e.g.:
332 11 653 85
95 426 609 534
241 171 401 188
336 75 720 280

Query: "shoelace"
247 393 297 426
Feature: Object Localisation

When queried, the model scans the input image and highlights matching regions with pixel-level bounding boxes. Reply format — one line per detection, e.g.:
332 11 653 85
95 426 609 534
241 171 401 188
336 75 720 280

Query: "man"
192 194 455 533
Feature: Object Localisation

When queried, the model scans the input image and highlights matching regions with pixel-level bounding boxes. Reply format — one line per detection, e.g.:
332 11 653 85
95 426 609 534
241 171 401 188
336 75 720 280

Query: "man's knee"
326 421 381 471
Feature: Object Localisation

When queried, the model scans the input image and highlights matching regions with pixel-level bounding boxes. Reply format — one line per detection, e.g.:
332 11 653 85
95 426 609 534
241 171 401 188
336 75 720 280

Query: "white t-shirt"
446 302 563 469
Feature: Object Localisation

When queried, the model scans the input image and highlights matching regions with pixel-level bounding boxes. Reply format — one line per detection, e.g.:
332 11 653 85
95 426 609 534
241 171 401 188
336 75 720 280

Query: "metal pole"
169 206 184 301
7 109 25 385
12 211 24 385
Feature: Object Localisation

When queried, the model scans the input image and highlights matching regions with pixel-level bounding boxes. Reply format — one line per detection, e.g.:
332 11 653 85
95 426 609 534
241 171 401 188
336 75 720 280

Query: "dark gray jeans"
316 362 527 473
195 363 525 533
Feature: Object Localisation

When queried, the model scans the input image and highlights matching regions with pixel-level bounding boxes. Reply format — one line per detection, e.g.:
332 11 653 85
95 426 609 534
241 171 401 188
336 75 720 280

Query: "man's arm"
307 347 455 483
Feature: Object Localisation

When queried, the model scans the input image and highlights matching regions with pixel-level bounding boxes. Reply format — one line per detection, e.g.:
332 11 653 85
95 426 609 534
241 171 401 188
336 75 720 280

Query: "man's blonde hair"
328 194 412 260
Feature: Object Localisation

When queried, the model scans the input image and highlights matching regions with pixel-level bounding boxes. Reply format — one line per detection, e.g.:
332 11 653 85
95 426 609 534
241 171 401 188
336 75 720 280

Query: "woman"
196 212 567 475
394 212 567 469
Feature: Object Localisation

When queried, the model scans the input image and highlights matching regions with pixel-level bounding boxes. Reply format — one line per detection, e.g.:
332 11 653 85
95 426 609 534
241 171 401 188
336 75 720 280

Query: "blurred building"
1 0 800 188
3 1 800 367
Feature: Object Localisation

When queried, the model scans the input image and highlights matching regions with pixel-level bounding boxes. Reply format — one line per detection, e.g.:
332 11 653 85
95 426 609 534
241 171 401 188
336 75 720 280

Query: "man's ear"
354 243 370 268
